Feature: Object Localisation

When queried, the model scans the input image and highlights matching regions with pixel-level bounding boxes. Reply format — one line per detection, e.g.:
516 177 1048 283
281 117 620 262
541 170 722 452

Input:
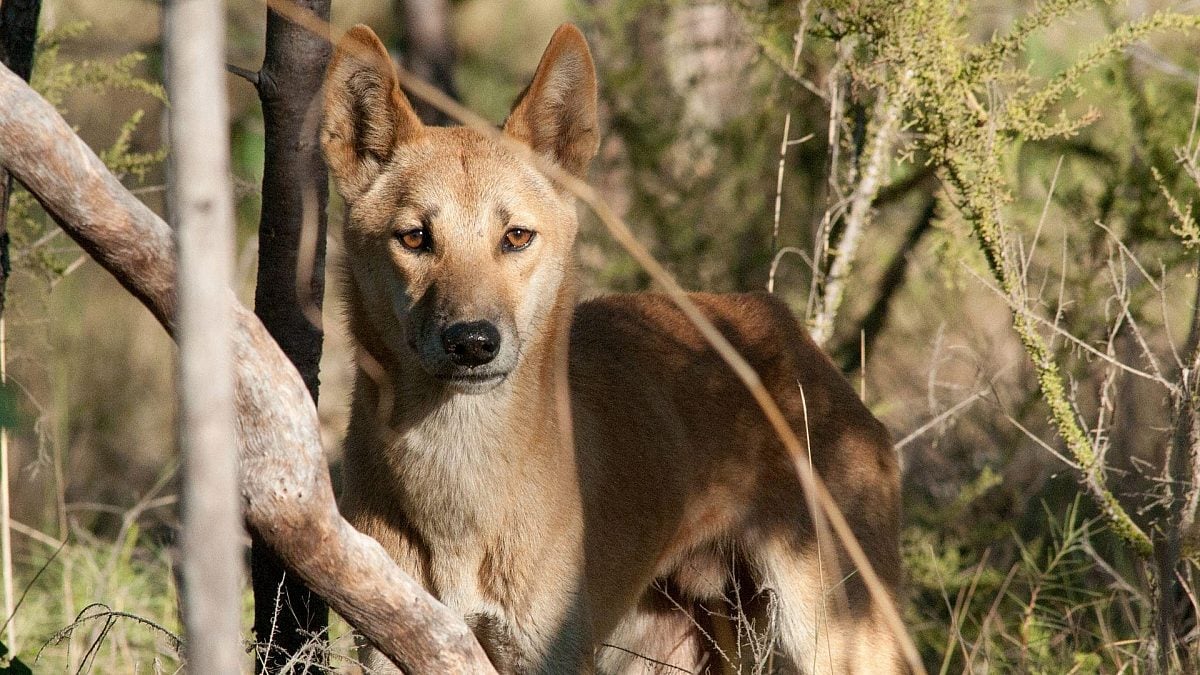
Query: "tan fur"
322 23 904 675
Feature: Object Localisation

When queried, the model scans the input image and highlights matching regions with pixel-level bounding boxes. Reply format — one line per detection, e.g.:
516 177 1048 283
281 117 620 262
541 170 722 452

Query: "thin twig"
766 246 813 294
1022 155 1063 280
597 643 694 674
895 386 991 450
1002 412 1081 471
962 263 1174 389
225 63 260 87
7 519 63 549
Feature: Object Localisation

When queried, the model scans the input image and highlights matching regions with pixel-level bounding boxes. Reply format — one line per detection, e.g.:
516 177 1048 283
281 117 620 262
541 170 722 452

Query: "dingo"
322 23 903 674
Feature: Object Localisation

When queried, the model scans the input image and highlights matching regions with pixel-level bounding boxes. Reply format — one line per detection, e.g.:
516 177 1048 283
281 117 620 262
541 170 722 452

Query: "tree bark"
242 2 333 669
163 0 244 670
0 61 496 674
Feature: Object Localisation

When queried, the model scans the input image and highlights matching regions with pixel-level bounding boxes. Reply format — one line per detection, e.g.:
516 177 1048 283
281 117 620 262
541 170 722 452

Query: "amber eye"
502 228 535 252
397 228 429 252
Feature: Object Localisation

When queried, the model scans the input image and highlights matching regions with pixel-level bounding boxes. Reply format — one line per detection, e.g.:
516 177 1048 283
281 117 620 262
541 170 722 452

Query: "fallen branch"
0 61 495 674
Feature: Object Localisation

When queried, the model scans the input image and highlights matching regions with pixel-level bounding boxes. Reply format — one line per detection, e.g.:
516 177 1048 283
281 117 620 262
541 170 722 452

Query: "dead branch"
0 62 495 674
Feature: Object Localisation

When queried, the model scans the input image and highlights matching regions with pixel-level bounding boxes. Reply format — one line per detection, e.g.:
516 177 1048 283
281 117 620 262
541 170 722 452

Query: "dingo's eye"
397 228 429 252
502 228 535 252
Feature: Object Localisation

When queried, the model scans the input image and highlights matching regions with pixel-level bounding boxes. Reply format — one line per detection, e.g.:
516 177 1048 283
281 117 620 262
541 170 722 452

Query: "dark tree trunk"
836 193 935 374
0 1 38 79
243 2 332 671
0 0 42 317
396 0 459 125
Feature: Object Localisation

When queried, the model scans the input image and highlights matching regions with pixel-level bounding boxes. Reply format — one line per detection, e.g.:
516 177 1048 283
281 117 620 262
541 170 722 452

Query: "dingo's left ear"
504 24 599 179
321 25 424 202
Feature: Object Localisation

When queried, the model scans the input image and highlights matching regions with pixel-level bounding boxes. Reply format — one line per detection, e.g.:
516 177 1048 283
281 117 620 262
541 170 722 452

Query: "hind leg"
596 584 713 675
751 537 903 675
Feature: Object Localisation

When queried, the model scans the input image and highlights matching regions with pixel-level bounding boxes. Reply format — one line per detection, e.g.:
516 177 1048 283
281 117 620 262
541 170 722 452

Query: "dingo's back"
322 23 903 674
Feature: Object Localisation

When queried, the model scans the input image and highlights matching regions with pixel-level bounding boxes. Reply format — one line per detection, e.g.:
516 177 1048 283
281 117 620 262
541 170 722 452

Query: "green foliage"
808 0 1200 560
906 495 1146 672
581 0 826 293
98 110 164 183
24 539 182 672
31 21 165 110
1155 166 1200 250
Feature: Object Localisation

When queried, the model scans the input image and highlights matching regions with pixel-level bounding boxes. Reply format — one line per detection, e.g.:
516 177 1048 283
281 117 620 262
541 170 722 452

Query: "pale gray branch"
808 71 911 347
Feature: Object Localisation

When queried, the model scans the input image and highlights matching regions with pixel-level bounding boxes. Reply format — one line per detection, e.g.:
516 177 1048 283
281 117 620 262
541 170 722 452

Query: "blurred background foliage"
3 0 1200 671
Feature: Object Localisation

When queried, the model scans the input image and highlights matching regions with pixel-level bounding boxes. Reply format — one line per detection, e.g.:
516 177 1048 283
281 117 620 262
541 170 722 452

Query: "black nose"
441 321 501 367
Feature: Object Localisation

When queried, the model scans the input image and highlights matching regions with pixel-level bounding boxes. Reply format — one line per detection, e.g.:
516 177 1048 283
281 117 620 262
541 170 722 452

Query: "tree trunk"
243 2 333 669
163 0 244 671
0 61 497 674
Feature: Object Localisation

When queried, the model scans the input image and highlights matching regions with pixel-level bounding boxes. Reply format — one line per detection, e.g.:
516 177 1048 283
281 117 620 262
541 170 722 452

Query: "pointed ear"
503 24 599 179
321 25 423 201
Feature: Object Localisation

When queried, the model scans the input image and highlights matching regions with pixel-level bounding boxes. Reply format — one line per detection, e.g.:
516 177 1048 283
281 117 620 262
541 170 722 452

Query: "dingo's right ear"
321 25 423 201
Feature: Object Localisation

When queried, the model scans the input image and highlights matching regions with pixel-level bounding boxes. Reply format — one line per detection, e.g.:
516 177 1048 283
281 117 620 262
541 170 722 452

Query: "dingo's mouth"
435 371 508 392
438 372 505 382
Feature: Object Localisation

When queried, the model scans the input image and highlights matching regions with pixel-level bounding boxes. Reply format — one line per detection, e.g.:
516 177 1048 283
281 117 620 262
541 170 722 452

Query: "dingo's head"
322 24 598 394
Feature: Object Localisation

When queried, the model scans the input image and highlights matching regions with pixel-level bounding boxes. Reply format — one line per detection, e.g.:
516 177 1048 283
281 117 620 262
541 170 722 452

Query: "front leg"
342 501 434 673
454 570 592 674
361 598 590 675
